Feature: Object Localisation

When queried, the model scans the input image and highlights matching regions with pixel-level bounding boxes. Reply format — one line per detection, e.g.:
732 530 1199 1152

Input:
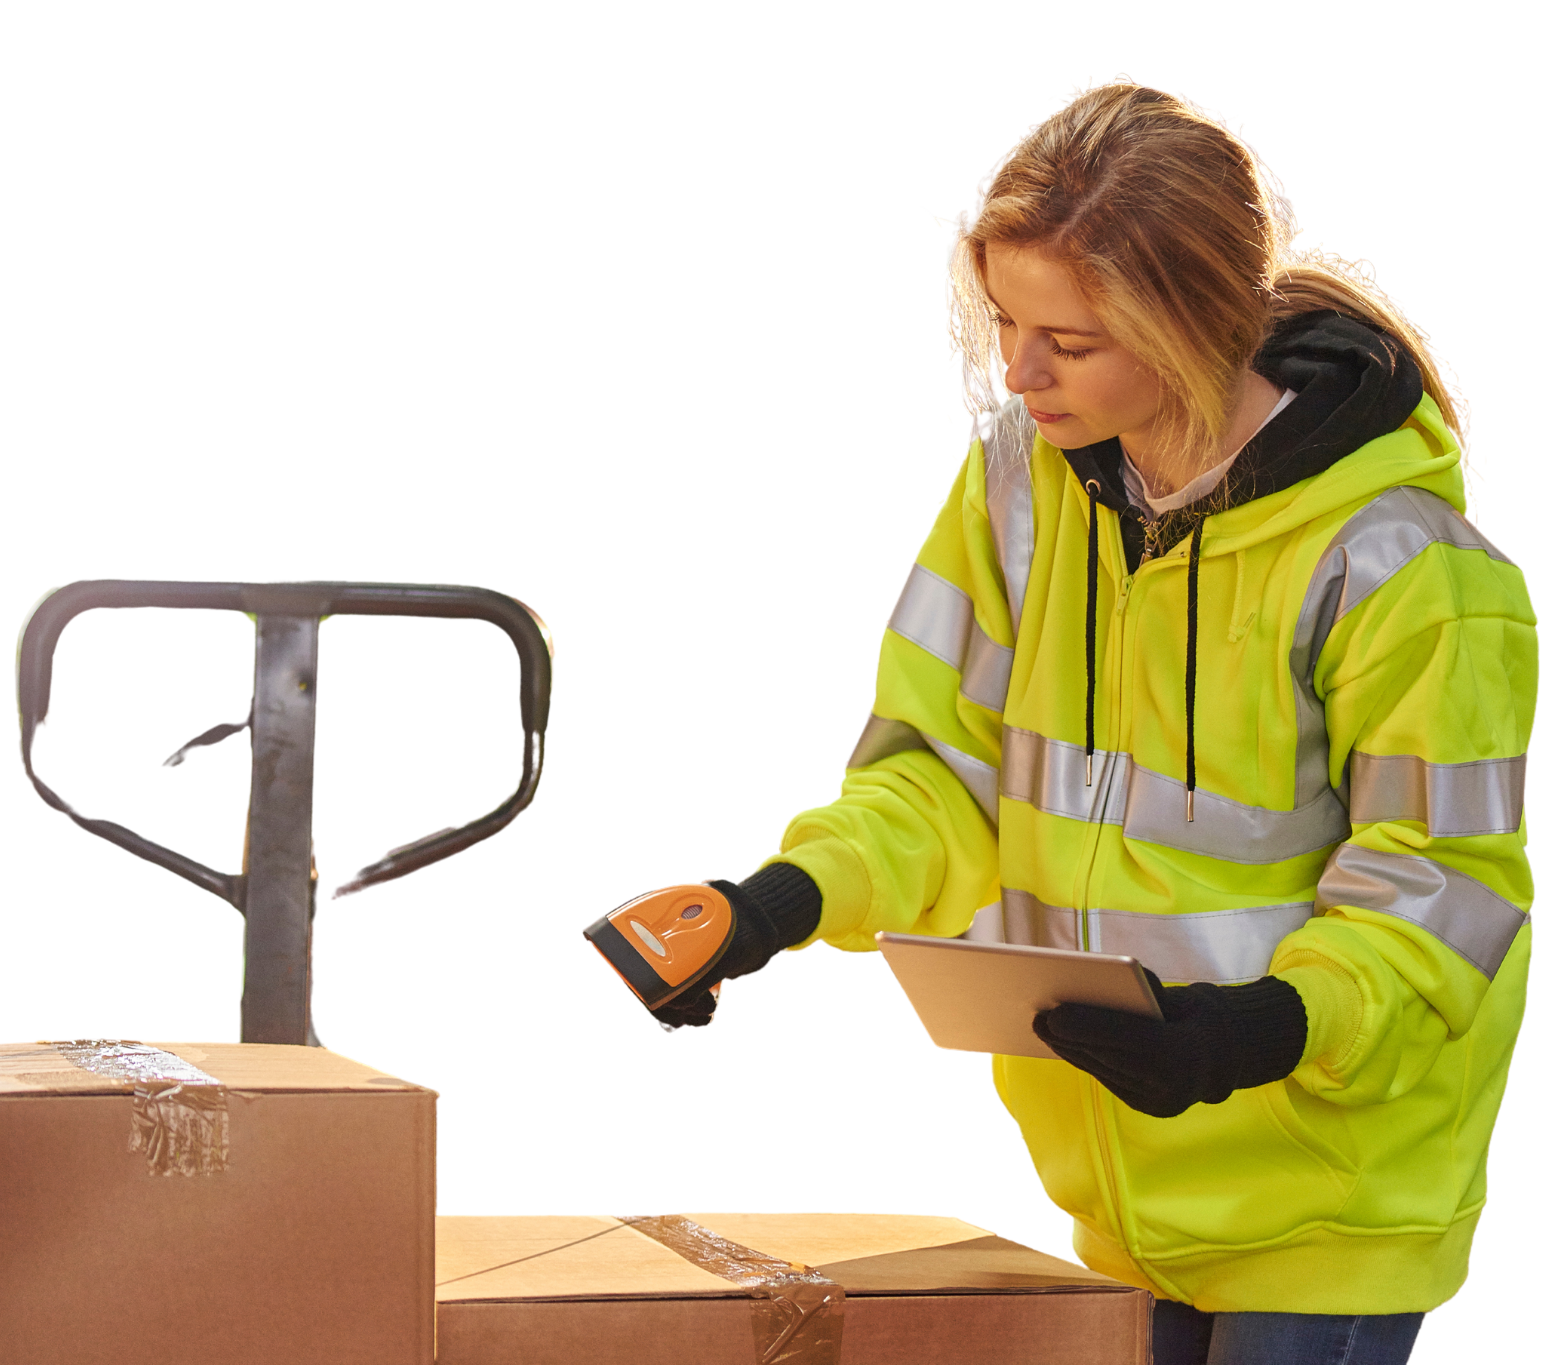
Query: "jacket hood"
1059 311 1450 561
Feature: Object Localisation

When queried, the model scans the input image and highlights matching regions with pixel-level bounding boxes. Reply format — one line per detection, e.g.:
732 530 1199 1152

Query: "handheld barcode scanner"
584 885 734 1009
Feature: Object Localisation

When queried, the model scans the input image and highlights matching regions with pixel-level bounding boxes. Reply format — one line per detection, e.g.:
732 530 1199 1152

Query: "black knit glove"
652 863 822 1029
1033 969 1308 1118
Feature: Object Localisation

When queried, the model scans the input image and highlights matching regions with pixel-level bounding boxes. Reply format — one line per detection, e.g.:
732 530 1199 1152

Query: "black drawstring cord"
1084 480 1100 787
1185 516 1206 821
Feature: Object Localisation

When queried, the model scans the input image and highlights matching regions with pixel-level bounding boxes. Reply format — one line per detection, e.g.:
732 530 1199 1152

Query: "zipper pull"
1116 575 1134 614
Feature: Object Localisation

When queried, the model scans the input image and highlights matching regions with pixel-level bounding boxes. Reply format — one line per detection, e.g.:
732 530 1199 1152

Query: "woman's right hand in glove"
584 863 821 1028
649 979 724 1028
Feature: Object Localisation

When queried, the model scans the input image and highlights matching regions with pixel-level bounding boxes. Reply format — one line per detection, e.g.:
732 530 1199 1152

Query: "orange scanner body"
583 884 736 1010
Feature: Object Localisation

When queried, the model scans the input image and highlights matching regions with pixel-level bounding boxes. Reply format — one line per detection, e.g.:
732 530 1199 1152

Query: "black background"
12 42 1538 1363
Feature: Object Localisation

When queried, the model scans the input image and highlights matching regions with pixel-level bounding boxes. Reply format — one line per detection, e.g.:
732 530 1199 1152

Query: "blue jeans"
1152 1298 1424 1364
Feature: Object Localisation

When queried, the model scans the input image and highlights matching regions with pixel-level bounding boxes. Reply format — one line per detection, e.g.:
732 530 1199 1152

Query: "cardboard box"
0 1041 435 1365
435 1213 1150 1364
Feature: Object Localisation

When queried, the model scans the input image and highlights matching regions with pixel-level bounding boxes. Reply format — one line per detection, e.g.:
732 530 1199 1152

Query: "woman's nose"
1004 335 1054 396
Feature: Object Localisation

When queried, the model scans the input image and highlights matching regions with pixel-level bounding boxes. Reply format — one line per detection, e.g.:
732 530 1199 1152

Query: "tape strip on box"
620 1215 844 1365
55 1040 230 1176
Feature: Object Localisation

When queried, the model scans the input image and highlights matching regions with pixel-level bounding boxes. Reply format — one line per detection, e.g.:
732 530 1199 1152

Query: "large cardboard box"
0 1041 435 1365
435 1213 1150 1364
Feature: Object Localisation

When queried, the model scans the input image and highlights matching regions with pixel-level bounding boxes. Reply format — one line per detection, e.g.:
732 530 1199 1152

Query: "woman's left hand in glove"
1033 969 1309 1118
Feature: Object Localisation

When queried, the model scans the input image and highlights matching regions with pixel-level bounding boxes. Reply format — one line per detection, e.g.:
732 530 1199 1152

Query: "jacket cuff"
765 833 874 947
1277 954 1367 1070
1222 976 1309 1089
738 862 822 950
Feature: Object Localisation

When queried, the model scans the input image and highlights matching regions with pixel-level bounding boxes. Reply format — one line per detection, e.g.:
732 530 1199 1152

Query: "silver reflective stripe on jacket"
962 901 1005 943
1350 751 1526 837
924 735 1000 821
848 714 929 769
887 564 1013 712
1001 727 1349 864
979 400 1037 635
846 713 1000 822
1288 485 1513 818
1316 843 1528 977
1000 888 1314 984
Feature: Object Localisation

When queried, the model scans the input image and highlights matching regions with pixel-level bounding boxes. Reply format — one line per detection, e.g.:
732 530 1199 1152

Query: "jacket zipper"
1089 510 1152 1270
1077 522 1135 947
1077 571 1135 950
1085 531 1189 1275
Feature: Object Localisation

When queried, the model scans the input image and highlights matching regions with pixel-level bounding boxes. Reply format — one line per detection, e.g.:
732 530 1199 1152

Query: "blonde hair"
951 84 1460 475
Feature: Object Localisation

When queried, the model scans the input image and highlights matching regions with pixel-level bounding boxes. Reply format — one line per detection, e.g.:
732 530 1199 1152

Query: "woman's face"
984 243 1164 452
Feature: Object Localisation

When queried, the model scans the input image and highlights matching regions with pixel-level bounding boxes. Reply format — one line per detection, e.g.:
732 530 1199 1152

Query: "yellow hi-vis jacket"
774 394 1535 1314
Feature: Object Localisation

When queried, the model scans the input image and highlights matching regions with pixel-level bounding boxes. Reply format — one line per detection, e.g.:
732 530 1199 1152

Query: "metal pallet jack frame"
17 580 552 1045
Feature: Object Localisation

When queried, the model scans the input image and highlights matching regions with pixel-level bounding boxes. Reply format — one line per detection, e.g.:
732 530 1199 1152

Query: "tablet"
875 931 1162 1059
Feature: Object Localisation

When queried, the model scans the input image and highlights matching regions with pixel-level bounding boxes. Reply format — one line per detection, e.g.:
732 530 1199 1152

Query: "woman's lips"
1027 407 1069 424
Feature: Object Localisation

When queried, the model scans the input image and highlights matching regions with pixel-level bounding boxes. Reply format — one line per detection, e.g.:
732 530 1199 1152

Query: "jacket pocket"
1111 1086 1359 1254
1260 1079 1361 1194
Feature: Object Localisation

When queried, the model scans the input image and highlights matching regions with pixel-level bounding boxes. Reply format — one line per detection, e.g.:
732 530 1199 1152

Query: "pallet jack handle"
16 580 552 1043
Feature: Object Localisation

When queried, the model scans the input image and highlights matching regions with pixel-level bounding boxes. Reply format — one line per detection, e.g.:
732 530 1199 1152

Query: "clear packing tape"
55 1040 230 1177
620 1215 845 1365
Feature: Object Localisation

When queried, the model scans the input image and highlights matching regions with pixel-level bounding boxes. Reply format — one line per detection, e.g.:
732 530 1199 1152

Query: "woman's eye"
989 312 1089 356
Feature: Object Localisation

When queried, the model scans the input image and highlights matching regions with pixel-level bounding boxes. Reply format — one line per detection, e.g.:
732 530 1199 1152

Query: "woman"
599 85 1536 1364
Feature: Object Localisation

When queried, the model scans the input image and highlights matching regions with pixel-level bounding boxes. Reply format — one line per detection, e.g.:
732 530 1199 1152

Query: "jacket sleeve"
1271 520 1537 1106
772 449 1012 952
